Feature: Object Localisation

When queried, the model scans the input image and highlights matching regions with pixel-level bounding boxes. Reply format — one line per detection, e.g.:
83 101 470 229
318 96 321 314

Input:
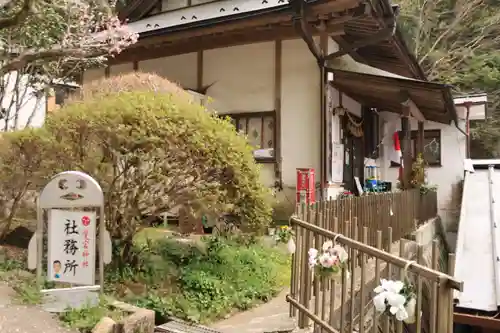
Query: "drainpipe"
464 102 472 158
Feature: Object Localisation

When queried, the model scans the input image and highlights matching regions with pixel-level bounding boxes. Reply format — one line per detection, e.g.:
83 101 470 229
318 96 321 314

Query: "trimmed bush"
0 128 60 239
3 73 272 261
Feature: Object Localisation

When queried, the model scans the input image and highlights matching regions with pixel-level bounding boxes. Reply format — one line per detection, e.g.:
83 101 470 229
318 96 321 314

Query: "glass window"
226 112 276 163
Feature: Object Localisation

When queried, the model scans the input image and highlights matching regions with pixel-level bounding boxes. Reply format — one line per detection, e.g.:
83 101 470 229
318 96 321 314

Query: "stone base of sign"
91 300 155 333
41 285 100 312
92 317 117 333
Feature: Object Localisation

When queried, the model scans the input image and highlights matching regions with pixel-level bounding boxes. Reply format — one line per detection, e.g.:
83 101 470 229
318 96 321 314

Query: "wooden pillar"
401 105 412 189
417 121 424 160
274 40 283 188
319 32 328 198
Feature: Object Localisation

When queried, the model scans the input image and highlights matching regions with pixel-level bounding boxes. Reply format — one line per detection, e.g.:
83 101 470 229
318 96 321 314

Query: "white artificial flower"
373 292 388 312
287 238 296 254
319 253 334 268
395 306 409 321
333 245 348 262
387 292 406 309
388 280 405 294
375 279 392 293
404 297 417 323
308 248 318 258
322 241 333 251
308 256 317 268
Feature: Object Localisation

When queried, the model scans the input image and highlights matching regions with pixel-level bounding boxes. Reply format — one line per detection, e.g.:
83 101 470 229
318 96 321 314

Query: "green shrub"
0 128 58 239
124 236 290 323
59 298 125 333
0 73 272 262
50 73 272 263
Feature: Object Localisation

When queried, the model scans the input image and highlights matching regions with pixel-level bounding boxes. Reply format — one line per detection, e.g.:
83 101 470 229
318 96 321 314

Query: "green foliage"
59 298 125 333
0 128 58 238
398 0 500 155
0 73 272 259
0 260 42 305
119 236 290 323
47 74 272 252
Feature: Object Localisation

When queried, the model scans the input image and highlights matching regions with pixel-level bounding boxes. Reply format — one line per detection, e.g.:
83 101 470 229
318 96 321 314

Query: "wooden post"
417 121 424 159
274 40 283 189
319 32 328 198
401 105 412 189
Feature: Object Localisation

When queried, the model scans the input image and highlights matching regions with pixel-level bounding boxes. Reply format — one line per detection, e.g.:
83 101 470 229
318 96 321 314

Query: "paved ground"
0 283 77 333
211 289 299 333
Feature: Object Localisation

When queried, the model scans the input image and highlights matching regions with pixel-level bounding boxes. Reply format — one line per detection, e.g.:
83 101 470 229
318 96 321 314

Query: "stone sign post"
27 171 112 312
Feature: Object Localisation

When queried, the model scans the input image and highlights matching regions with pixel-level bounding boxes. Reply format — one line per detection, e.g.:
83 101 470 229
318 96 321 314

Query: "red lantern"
296 168 315 204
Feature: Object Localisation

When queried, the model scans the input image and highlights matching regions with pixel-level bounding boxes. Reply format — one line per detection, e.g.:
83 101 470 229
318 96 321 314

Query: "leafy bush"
123 236 290 323
47 73 271 262
0 129 58 239
59 298 125 333
0 73 272 261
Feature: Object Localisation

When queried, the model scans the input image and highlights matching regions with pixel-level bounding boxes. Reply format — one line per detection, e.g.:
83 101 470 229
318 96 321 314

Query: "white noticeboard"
47 209 97 286
331 143 344 183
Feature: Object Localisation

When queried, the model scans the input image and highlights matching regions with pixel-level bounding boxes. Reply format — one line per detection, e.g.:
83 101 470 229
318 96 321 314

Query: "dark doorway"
342 114 364 194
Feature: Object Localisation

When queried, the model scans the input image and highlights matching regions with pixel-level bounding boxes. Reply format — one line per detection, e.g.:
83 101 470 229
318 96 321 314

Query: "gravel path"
0 284 77 333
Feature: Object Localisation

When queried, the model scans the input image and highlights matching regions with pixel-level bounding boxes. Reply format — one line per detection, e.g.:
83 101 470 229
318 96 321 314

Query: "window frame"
390 129 442 167
224 111 277 164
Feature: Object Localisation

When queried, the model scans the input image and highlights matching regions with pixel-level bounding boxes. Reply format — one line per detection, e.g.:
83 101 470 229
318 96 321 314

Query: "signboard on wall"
331 143 344 183
47 209 97 285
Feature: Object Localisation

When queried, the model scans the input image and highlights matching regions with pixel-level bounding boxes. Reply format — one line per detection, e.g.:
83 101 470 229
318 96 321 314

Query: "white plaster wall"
110 63 134 76
0 72 46 130
80 40 322 192
139 53 197 89
378 112 466 229
281 39 320 188
82 68 105 84
203 42 276 187
203 42 274 113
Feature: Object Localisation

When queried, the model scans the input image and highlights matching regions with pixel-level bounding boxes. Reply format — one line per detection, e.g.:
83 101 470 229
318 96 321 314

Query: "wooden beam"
417 121 424 159
126 1 359 51
293 0 322 60
274 40 283 189
133 12 294 49
324 24 395 61
110 23 344 64
454 312 500 330
328 86 451 124
401 105 412 189
400 91 425 122
196 50 203 91
331 35 367 64
319 31 328 192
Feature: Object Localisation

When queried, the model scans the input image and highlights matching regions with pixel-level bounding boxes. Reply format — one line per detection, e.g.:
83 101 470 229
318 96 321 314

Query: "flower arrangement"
373 278 417 323
274 225 296 254
338 190 354 199
308 239 349 279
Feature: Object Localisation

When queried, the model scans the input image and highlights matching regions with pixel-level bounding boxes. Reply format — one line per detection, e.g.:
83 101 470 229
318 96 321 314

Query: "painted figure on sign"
53 260 62 279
